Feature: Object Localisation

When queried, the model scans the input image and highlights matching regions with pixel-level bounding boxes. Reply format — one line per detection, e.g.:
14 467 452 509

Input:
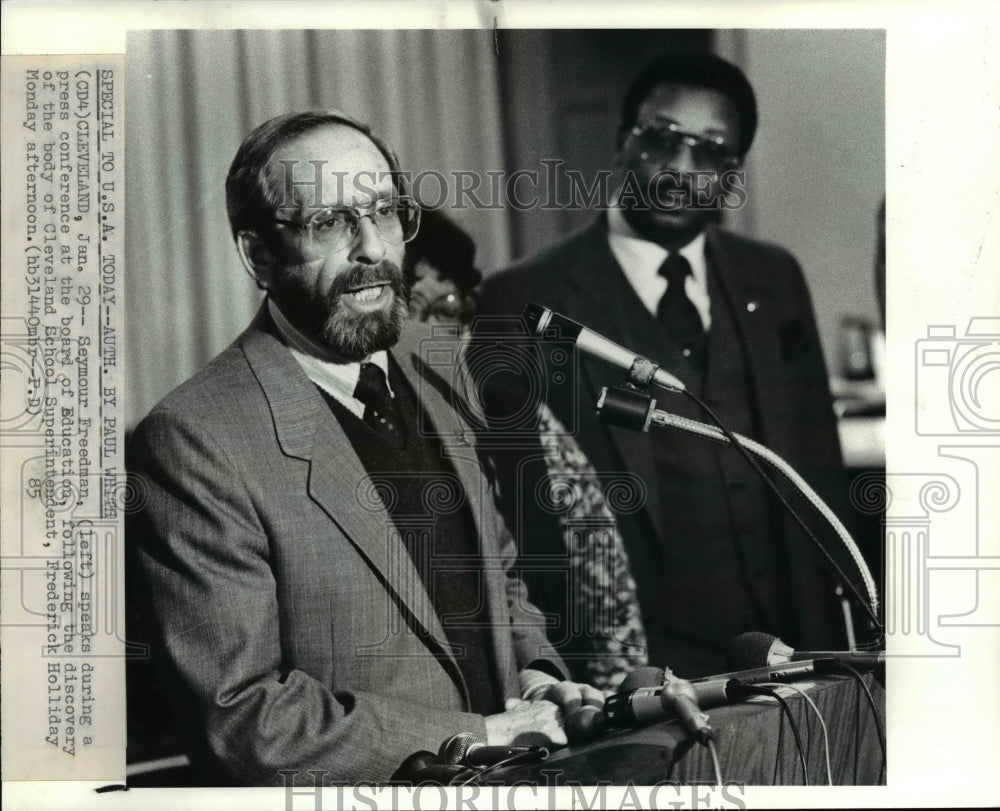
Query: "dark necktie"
354 362 403 440
656 253 706 369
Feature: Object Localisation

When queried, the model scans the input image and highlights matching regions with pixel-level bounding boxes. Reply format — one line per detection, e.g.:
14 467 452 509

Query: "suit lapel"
389 323 516 682
239 309 452 653
554 224 671 543
389 322 487 548
704 227 777 424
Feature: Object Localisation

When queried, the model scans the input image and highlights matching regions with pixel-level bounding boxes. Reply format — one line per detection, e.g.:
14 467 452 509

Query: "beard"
277 259 411 362
618 168 717 249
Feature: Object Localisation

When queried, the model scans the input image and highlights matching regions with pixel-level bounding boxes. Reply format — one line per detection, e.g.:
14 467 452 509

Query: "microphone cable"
521 302 879 633
734 684 809 785
659 387 881 633
453 747 549 787
838 662 886 782
771 698 785 785
706 738 724 789
663 735 724 787
758 682 832 786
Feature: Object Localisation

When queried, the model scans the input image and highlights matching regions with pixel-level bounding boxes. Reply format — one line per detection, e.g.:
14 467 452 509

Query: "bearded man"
126 110 599 786
474 52 849 679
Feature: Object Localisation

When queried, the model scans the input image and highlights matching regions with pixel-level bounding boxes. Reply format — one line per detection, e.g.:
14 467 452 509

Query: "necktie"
656 253 706 369
354 362 403 440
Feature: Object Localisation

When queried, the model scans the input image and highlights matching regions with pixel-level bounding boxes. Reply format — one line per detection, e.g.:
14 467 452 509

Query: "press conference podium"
487 673 885 786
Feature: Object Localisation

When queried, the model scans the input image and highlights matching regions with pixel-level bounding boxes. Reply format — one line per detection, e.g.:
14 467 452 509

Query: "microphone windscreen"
617 666 665 693
521 303 547 334
729 631 778 670
521 303 584 341
439 732 484 765
564 705 608 745
391 751 440 783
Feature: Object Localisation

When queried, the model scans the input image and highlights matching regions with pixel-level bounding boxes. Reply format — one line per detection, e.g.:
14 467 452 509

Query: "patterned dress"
536 404 649 691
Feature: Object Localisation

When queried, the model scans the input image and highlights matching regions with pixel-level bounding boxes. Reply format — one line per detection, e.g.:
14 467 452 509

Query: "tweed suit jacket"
474 218 852 654
127 306 565 785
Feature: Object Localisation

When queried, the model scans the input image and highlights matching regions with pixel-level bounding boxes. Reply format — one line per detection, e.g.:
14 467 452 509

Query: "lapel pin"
746 300 759 313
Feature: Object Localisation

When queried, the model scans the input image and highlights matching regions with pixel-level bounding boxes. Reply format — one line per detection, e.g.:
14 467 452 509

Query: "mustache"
330 260 407 296
651 172 693 197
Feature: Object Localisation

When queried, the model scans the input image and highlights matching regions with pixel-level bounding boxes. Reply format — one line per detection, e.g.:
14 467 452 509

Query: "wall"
125 29 885 426
125 29 510 427
497 29 711 260
496 29 885 374
736 29 885 372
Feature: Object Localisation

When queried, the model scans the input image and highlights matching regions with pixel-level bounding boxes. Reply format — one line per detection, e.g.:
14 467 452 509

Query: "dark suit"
474 218 853 676
127 307 565 785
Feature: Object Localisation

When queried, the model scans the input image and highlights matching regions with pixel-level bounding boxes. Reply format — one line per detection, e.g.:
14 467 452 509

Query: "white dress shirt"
606 205 712 331
268 298 393 419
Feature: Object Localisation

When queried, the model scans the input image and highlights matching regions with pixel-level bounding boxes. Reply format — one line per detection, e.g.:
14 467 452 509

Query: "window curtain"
125 29 510 427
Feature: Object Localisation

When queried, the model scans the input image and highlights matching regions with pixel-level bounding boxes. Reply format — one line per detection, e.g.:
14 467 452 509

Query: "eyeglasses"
272 196 421 250
630 120 737 169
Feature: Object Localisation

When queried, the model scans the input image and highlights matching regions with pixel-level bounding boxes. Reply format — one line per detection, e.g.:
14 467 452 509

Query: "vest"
610 262 795 677
319 358 503 714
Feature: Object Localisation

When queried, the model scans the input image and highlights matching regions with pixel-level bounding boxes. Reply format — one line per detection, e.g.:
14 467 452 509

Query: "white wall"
735 30 885 373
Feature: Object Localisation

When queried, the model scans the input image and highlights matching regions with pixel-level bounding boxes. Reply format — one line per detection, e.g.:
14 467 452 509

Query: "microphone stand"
595 383 881 638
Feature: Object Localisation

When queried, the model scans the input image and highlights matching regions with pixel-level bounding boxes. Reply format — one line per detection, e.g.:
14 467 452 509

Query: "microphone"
438 733 548 768
564 705 608 744
661 667 713 744
601 666 666 729
731 631 885 672
691 658 819 689
603 667 714 744
570 660 825 746
564 666 664 744
601 666 724 732
522 303 687 393
390 750 472 785
618 666 666 692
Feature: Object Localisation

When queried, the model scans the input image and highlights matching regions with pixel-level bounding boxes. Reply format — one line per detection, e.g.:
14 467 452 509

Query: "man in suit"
126 110 602 786
475 52 859 679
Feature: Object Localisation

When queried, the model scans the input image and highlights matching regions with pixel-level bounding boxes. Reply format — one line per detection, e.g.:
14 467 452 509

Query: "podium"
488 674 885 786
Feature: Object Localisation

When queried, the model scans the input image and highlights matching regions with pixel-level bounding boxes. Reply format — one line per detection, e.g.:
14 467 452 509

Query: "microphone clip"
596 385 657 432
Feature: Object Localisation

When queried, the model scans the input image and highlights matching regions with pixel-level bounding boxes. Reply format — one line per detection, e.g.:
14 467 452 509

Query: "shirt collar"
268 298 392 417
606 204 708 285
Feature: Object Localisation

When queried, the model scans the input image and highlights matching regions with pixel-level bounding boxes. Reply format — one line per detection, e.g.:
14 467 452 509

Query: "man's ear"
236 231 279 291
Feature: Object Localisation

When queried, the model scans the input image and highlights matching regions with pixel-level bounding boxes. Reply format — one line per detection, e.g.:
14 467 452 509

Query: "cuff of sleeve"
519 661 563 700
524 658 565 681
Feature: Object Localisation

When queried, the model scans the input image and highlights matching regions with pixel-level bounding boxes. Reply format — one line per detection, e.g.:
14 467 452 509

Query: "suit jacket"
127 307 565 785
474 218 853 659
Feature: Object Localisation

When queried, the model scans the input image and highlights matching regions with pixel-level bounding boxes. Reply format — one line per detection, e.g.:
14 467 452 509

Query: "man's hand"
519 668 605 716
483 698 566 747
483 670 606 747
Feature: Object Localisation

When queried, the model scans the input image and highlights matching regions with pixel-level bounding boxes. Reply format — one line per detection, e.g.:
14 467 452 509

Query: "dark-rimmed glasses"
272 196 421 250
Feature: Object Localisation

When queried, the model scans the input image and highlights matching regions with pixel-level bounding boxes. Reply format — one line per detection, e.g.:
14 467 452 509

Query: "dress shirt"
268 298 393 419
606 205 712 330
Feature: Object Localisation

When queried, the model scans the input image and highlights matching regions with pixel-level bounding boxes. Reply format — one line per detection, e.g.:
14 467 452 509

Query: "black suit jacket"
473 218 856 660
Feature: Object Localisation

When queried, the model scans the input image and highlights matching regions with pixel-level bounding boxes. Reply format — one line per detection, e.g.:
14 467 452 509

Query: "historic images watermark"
279 772 748 811
849 317 1000 656
267 160 748 214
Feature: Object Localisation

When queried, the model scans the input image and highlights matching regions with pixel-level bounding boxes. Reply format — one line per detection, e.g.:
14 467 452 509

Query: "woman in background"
413 209 646 691
405 208 481 329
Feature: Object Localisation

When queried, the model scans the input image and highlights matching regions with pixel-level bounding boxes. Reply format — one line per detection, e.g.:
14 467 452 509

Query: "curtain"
125 29 509 427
